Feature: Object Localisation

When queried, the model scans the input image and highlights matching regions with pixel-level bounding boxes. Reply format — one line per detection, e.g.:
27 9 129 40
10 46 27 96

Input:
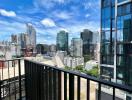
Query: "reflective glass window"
102 0 110 7
102 31 110 43
117 56 126 66
112 7 115 18
101 66 114 78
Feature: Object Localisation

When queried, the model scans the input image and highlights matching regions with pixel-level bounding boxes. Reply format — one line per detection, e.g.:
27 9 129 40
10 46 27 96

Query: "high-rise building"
81 29 93 56
71 38 83 57
100 0 132 86
18 33 27 49
81 29 99 61
11 34 17 43
56 30 68 52
93 31 100 61
26 23 36 48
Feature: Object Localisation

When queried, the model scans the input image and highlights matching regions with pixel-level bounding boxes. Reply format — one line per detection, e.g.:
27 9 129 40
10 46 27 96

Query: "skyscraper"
56 30 68 52
71 38 83 57
11 34 17 43
18 33 27 56
26 23 36 48
100 0 132 86
81 29 93 56
18 33 27 49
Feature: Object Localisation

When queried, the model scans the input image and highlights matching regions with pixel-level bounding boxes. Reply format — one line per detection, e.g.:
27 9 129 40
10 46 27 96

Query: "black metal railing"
0 59 25 100
1 59 132 100
24 59 132 100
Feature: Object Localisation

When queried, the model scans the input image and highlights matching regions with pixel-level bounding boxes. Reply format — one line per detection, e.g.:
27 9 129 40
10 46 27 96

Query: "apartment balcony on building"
0 58 132 100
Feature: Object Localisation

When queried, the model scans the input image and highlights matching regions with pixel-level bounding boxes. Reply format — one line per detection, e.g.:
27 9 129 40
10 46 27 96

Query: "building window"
102 31 110 43
101 66 114 79
101 55 114 65
112 0 115 6
117 56 126 66
102 0 110 8
117 4 131 16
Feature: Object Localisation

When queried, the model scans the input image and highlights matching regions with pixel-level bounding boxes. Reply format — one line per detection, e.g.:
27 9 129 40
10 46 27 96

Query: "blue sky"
0 0 100 44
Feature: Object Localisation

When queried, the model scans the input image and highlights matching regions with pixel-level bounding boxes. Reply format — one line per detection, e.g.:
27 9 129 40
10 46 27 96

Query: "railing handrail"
24 58 132 93
0 58 23 62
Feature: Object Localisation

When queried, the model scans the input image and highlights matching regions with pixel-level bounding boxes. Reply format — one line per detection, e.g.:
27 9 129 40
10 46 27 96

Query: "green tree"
85 65 99 77
65 66 73 70
74 65 84 71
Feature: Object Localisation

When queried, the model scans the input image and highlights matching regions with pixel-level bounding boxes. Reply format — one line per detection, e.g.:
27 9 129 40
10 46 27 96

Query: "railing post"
58 71 62 100
113 87 115 100
77 76 81 100
53 69 57 100
98 83 101 100
87 79 90 100
0 75 1 100
69 74 74 100
18 59 22 100
64 72 67 100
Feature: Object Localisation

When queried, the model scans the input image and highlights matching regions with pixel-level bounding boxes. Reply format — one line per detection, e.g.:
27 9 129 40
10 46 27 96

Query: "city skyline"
0 0 100 44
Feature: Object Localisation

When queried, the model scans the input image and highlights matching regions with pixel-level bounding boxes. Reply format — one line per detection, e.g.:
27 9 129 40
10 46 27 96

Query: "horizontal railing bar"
0 58 23 62
24 59 132 93
1 78 25 87
1 75 25 82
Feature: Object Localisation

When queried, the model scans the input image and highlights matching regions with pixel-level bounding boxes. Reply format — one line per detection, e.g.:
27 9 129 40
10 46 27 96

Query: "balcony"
0 59 132 100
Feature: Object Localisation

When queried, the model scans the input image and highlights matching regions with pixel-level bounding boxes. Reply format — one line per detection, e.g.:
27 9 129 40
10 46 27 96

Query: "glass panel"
105 7 111 19
102 0 110 7
117 68 124 79
101 44 110 54
117 29 131 42
102 31 110 43
118 0 128 3
112 31 115 42
126 4 131 14
117 29 123 42
105 19 111 30
117 56 126 66
101 66 114 78
117 6 122 16
101 55 114 65
118 4 132 16
123 14 132 28
102 7 111 19
117 44 124 54
112 0 115 6
117 17 121 29
112 7 115 18
112 19 115 30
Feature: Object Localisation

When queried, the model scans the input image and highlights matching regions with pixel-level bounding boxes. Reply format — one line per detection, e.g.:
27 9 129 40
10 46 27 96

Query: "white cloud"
59 21 99 34
41 18 56 27
34 0 66 9
55 0 65 3
83 0 100 13
85 14 90 18
0 20 26 40
83 2 92 10
0 9 16 17
0 20 25 32
54 11 72 19
59 27 69 32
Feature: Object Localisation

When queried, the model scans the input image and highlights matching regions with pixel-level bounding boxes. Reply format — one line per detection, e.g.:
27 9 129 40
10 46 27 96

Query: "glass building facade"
81 29 93 56
101 0 132 86
57 30 68 52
